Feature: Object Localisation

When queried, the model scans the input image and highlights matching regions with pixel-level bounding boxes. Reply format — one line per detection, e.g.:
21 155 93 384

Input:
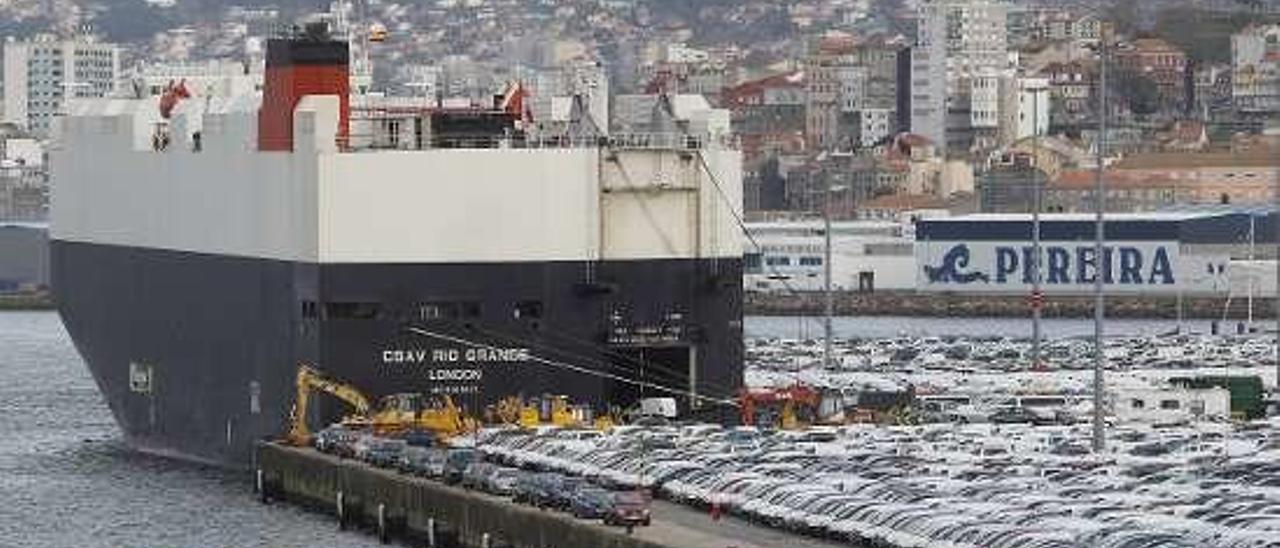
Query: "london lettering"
924 244 1175 286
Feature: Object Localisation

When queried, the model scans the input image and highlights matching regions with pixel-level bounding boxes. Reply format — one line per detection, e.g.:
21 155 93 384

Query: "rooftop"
1112 151 1279 170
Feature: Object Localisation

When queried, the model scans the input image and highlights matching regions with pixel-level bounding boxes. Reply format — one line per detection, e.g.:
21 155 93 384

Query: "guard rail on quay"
253 442 868 548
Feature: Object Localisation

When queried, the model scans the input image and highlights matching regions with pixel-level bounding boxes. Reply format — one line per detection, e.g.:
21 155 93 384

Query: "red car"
604 491 652 527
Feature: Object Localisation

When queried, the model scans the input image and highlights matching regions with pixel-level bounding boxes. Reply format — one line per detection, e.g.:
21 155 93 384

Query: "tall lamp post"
1031 82 1045 371
1091 26 1111 453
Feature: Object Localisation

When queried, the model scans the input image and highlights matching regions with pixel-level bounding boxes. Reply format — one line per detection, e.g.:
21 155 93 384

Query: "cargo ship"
50 26 743 465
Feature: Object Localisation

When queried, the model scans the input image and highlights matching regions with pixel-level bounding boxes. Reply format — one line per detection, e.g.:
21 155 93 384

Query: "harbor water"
0 311 385 548
0 310 1252 546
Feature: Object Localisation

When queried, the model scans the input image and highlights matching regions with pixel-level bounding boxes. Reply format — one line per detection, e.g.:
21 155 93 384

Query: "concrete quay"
255 443 851 548
746 290 1279 320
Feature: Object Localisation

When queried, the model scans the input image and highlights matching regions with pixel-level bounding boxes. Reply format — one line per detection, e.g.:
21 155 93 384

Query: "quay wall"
746 291 1280 320
256 443 674 548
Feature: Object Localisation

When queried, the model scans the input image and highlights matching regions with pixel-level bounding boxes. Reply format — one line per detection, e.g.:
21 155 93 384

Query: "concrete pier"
256 443 850 548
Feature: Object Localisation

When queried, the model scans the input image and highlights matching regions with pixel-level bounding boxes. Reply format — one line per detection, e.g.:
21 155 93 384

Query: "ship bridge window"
418 301 482 321
324 302 382 320
799 256 824 266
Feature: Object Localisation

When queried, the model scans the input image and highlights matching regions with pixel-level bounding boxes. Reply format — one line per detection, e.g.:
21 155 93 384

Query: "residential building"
856 192 949 221
1232 24 1280 114
1046 151 1279 213
3 34 121 137
977 151 1046 212
1040 60 1095 126
806 32 905 151
123 58 262 99
1113 38 1189 114
911 0 1011 153
0 128 45 221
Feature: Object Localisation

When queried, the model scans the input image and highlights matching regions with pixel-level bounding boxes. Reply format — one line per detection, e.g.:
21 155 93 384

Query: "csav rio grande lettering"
381 347 531 364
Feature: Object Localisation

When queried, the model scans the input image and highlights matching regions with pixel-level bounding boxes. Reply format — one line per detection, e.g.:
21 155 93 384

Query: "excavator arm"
286 364 373 446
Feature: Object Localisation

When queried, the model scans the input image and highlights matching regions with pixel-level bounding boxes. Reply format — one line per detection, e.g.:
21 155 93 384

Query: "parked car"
365 438 407 468
569 487 615 519
486 467 521 496
399 446 443 476
604 491 651 527
314 425 358 455
444 448 479 484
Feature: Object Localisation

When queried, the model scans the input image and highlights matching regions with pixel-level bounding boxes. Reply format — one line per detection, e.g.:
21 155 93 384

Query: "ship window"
514 300 543 320
300 301 319 319
418 301 482 321
1160 400 1180 410
325 302 382 320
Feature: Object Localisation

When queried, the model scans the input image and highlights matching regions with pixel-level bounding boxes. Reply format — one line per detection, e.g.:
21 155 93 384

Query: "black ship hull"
52 240 743 465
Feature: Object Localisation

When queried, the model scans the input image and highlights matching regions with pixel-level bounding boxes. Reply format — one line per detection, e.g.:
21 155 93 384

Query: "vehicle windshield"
614 492 647 505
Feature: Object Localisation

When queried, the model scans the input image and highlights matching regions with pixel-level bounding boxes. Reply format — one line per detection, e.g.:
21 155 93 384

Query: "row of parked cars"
478 420 1280 548
312 425 652 530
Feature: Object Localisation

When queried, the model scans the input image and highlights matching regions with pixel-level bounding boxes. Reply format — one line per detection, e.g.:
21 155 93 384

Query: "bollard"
481 532 491 548
377 503 388 544
337 490 346 531
427 517 436 548
255 469 266 503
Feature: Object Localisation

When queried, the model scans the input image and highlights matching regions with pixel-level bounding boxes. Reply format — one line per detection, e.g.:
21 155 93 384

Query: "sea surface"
0 311 1256 547
0 311 385 548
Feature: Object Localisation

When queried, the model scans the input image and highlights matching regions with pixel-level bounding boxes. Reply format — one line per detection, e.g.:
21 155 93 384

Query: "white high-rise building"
1233 24 1280 114
911 0 1009 152
3 34 120 138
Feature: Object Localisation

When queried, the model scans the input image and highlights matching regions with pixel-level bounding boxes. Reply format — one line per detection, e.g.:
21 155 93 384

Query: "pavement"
627 501 853 548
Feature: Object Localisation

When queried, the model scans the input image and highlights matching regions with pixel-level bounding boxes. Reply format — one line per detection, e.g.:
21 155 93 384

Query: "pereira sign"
915 241 1229 294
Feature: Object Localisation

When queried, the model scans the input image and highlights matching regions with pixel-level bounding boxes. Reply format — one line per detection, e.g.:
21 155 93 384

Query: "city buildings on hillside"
3 34 120 138
1046 151 1279 213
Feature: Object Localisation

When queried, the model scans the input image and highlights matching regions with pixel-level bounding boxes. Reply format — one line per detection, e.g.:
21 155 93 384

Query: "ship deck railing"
338 132 737 153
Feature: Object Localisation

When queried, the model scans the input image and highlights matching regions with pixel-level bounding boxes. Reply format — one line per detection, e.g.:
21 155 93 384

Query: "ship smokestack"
258 23 350 151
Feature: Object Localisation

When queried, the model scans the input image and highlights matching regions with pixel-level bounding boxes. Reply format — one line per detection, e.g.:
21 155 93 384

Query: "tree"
1115 75 1160 117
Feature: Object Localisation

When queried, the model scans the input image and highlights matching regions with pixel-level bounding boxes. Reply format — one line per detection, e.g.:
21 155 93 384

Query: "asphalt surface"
630 501 852 548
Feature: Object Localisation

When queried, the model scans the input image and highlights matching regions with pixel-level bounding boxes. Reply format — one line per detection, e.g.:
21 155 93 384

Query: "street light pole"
1092 29 1109 453
1274 135 1280 392
1032 86 1043 371
824 177 834 371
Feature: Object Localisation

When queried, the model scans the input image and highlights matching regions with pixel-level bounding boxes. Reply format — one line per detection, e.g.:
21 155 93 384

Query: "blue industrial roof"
916 211 1274 244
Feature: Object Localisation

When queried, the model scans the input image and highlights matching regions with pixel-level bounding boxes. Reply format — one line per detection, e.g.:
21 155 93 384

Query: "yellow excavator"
369 392 476 437
286 365 372 446
489 395 616 431
285 364 476 446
